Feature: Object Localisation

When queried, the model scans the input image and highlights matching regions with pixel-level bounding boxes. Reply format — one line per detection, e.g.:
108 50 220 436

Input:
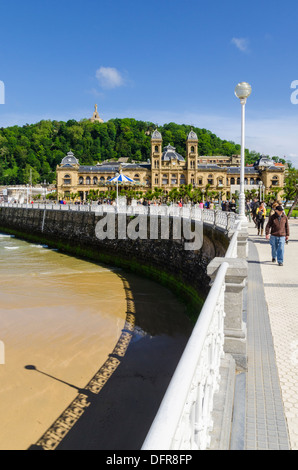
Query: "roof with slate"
61 151 79 166
151 129 162 140
187 130 198 140
161 144 185 162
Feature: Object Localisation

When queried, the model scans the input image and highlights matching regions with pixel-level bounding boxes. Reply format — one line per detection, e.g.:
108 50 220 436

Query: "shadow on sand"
27 271 195 451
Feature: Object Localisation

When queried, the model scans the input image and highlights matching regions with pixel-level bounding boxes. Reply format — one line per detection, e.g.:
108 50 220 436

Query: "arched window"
272 175 279 186
237 177 240 184
79 176 84 185
207 174 213 185
230 177 235 185
93 176 98 185
63 174 71 185
190 146 195 153
134 174 140 181
86 176 91 185
100 176 105 182
171 174 177 185
155 145 159 153
250 178 255 185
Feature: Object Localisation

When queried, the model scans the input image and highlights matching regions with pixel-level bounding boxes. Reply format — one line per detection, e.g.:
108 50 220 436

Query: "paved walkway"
246 218 298 450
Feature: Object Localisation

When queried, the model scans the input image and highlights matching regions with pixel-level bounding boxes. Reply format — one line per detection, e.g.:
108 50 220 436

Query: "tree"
283 168 298 218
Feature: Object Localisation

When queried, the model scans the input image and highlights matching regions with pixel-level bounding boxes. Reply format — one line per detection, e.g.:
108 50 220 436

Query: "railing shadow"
27 271 193 451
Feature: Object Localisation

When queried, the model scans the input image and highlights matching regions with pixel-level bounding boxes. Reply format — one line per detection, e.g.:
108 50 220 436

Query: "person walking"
256 201 266 236
251 198 259 226
229 199 236 212
265 205 290 266
246 200 252 222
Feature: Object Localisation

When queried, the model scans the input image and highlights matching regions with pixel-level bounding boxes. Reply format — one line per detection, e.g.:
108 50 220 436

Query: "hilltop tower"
89 104 104 123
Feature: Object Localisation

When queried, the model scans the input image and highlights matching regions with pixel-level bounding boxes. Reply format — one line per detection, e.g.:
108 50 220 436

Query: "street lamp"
235 82 252 223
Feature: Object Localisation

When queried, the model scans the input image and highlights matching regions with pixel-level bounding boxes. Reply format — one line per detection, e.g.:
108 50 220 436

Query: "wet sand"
0 234 193 450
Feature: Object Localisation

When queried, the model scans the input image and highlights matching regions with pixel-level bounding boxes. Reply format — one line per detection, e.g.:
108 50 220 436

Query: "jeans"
270 235 286 263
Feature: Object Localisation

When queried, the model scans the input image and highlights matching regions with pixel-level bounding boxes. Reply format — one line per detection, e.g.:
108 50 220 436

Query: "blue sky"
1 0 298 165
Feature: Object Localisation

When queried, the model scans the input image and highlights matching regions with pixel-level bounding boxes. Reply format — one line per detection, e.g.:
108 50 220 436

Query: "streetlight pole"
235 82 252 224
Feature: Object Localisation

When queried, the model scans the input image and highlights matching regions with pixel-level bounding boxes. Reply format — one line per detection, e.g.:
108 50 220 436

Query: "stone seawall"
0 207 230 319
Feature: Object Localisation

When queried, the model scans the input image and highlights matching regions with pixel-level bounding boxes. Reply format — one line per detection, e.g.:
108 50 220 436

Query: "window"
154 159 159 168
171 174 177 185
272 176 279 186
162 174 168 185
180 174 186 184
198 178 202 185
190 146 195 153
134 174 140 181
250 178 255 185
93 176 98 185
86 176 91 185
230 178 235 185
79 176 84 185
100 176 105 182
155 178 159 184
63 174 71 185
155 145 159 153
207 174 213 185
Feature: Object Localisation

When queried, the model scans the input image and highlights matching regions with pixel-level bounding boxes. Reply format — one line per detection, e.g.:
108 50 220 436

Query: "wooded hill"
0 117 282 185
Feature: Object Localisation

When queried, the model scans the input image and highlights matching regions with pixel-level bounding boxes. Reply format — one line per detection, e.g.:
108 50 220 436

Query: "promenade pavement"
246 218 298 450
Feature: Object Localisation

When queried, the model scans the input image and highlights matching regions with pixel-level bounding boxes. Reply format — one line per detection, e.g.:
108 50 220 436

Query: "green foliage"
0 117 263 185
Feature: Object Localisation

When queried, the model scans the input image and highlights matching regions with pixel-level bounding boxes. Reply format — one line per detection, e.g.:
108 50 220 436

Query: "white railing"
142 261 229 450
141 218 243 451
0 202 237 232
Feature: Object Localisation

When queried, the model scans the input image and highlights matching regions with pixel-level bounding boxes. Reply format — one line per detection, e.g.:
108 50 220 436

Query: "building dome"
254 155 275 168
161 144 185 162
61 151 79 166
151 129 162 140
187 129 198 141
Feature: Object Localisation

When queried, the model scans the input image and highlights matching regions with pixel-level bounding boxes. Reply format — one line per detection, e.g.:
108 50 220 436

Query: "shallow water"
0 234 193 450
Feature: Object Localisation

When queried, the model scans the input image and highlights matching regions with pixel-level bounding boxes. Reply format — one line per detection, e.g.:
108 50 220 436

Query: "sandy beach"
0 237 126 450
0 236 193 450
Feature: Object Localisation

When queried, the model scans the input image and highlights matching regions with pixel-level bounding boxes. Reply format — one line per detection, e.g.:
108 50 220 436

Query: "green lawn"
266 208 298 218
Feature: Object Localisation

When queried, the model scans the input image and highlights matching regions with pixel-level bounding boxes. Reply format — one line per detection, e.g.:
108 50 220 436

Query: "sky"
1 0 298 165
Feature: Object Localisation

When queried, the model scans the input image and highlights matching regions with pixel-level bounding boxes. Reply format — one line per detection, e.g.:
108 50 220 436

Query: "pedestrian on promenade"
251 198 259 226
269 200 279 217
256 201 266 236
265 205 290 266
246 200 252 222
229 199 236 212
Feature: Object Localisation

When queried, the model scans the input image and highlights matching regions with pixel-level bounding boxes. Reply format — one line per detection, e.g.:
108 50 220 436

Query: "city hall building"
56 129 285 201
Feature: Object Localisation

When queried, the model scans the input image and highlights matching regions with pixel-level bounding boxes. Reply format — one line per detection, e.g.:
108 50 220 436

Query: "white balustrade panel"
142 262 228 451
0 202 238 231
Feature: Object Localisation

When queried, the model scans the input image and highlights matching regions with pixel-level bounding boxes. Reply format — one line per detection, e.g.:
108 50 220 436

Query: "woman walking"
256 201 266 236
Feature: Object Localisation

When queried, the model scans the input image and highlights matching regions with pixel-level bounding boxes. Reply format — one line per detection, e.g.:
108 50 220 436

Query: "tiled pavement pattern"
246 219 298 450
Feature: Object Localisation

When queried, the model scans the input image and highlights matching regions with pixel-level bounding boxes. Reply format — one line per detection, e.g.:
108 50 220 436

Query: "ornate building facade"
56 130 285 201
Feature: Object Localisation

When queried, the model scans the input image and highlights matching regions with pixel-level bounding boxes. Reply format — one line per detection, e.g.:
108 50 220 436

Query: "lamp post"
235 82 252 223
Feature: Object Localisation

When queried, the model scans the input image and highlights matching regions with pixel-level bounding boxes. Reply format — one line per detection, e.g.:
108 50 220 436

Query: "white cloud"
231 37 250 53
95 67 125 89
